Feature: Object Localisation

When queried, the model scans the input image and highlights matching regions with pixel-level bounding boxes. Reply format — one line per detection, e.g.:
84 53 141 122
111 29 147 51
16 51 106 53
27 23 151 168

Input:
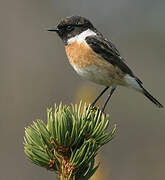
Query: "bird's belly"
73 64 114 86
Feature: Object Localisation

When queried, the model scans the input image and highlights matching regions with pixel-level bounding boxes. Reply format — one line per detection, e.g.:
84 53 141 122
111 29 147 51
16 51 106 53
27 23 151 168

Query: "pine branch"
24 102 116 180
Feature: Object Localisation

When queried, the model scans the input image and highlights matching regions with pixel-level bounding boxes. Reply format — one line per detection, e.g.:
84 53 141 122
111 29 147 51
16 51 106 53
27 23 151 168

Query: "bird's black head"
48 16 95 45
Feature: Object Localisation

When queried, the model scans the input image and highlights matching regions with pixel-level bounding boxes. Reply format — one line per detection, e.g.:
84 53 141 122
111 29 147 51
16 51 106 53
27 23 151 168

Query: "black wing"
85 35 134 76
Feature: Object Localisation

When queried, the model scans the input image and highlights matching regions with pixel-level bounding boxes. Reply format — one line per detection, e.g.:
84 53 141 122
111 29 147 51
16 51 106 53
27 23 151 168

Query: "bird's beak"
47 27 59 32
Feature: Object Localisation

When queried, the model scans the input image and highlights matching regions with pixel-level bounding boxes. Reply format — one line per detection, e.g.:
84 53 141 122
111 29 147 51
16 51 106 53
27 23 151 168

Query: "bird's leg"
90 87 109 109
101 87 116 112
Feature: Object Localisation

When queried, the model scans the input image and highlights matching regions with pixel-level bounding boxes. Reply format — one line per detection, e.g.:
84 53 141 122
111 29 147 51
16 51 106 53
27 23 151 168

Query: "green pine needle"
24 102 116 179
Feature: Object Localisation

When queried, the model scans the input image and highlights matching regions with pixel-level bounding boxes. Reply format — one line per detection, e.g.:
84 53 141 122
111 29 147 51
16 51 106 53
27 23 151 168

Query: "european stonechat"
48 16 163 110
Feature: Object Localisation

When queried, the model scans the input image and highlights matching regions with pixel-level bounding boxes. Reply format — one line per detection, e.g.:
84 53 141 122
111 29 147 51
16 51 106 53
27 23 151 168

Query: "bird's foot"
89 105 104 113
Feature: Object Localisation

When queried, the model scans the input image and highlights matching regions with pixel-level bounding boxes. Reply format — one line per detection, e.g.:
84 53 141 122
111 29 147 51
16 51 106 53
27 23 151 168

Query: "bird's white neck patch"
67 29 96 44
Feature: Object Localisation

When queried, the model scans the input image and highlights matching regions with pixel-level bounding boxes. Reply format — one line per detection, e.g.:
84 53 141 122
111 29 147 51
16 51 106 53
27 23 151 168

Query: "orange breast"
65 41 125 82
65 41 101 68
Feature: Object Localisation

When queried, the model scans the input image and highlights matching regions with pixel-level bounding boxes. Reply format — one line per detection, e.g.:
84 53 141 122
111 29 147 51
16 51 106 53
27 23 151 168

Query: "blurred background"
1 0 165 179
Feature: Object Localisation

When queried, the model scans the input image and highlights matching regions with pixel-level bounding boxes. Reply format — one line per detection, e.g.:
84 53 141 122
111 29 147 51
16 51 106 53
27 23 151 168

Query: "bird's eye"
66 25 73 31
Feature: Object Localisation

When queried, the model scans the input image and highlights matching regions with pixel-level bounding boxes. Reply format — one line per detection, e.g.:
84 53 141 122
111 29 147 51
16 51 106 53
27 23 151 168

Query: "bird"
48 16 163 110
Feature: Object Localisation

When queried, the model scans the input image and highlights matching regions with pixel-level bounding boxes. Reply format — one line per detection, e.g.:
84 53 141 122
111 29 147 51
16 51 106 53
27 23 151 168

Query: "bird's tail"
136 77 163 108
140 85 163 108
125 74 163 108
